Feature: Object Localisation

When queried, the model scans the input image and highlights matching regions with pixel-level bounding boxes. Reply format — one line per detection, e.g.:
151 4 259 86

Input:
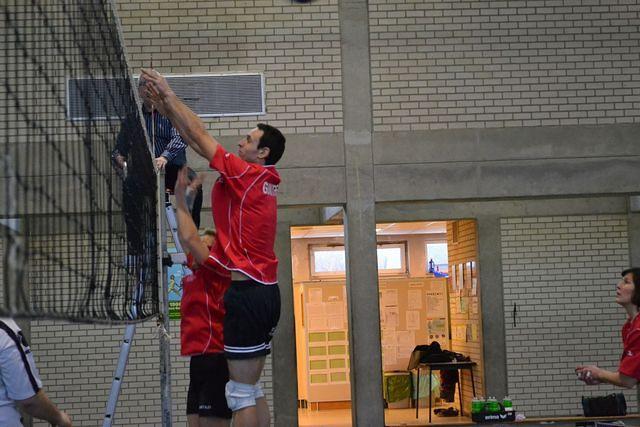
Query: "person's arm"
17 390 72 427
174 167 209 264
140 69 219 162
188 139 207 158
576 365 639 388
160 125 187 162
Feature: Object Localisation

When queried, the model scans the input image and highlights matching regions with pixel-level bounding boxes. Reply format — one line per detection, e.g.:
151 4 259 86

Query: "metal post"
103 324 136 427
158 173 172 427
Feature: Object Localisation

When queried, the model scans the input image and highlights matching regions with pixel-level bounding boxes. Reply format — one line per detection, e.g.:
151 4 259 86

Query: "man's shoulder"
0 319 19 335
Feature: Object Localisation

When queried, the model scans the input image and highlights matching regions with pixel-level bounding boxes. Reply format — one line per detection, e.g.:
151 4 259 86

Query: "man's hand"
114 154 126 169
140 68 174 116
154 156 168 171
576 365 602 385
56 411 73 427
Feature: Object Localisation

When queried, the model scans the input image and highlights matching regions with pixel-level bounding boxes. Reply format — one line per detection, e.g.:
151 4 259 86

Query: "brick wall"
114 0 343 136
31 319 273 426
446 220 484 415
370 0 640 131
501 214 633 417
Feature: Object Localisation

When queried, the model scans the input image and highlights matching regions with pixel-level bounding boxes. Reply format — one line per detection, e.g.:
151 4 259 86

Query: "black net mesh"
0 0 158 322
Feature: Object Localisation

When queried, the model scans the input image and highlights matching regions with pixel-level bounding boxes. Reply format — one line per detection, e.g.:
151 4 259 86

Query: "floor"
298 407 471 427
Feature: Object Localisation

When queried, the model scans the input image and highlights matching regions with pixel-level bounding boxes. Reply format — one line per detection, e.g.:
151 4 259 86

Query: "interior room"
292 219 484 426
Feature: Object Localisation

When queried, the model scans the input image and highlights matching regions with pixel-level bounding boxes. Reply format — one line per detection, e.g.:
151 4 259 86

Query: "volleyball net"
1 0 159 322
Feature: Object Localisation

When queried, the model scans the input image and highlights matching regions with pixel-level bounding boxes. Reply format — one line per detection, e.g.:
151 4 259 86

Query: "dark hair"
257 123 285 165
622 268 640 307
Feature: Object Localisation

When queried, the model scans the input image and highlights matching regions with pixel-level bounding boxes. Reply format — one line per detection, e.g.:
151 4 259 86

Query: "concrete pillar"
339 0 384 425
476 215 508 398
629 196 640 266
272 222 299 427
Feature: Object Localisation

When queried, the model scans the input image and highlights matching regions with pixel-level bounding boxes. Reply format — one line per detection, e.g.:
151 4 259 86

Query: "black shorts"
223 280 281 359
187 353 232 419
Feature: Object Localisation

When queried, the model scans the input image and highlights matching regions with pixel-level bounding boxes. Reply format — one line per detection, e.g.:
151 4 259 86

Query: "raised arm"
174 167 210 264
140 69 219 162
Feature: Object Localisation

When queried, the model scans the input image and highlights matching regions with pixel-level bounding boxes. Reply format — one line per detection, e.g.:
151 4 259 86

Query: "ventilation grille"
66 77 129 120
67 73 265 120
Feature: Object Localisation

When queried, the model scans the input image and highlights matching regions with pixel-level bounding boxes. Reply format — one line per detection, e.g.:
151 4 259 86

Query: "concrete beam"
375 196 628 223
373 124 640 165
375 157 640 202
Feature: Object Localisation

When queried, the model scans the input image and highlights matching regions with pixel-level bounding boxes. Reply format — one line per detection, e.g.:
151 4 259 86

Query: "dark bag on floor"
582 393 626 417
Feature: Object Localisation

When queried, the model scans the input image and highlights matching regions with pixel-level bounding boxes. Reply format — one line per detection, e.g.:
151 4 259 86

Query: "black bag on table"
581 393 626 417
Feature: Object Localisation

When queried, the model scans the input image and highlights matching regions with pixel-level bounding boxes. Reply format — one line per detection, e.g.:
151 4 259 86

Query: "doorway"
291 220 484 426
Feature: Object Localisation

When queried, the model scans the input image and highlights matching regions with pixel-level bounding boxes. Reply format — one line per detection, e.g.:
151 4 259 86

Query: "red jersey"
208 145 280 285
180 257 230 356
619 313 640 380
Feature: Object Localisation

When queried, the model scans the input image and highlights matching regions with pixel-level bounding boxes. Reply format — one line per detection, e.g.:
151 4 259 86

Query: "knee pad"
253 382 264 399
225 380 256 412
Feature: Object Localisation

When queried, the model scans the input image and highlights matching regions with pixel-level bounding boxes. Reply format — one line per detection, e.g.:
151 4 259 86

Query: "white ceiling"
290 221 447 239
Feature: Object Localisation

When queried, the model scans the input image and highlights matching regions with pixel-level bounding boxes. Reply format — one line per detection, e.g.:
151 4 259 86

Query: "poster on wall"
381 289 398 307
450 265 456 291
382 345 397 367
408 289 422 309
406 311 420 330
425 289 447 318
426 318 447 341
167 259 188 319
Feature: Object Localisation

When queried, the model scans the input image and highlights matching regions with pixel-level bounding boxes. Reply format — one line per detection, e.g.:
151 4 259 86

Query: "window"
311 246 346 277
426 242 448 275
376 242 407 275
310 242 408 277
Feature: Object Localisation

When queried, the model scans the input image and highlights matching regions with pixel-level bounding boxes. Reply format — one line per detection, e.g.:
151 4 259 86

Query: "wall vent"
67 73 265 120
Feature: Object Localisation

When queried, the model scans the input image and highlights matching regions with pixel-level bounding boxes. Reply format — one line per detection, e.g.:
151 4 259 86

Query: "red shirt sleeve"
209 145 254 179
620 327 640 380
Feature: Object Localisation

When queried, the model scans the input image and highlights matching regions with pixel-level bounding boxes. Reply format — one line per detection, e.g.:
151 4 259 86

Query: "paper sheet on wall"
406 310 420 330
383 307 399 329
471 277 478 296
457 264 464 289
471 298 479 314
382 330 396 346
309 316 327 331
325 301 343 316
397 331 415 348
307 303 325 317
453 325 466 341
471 323 479 341
450 266 456 290
408 289 422 309
382 345 397 367
426 294 447 318
327 316 343 330
459 297 469 315
427 319 447 340
309 288 323 304
381 289 398 307
398 345 414 360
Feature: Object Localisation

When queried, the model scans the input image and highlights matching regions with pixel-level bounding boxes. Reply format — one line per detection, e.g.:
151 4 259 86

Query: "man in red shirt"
175 173 232 427
142 69 285 427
